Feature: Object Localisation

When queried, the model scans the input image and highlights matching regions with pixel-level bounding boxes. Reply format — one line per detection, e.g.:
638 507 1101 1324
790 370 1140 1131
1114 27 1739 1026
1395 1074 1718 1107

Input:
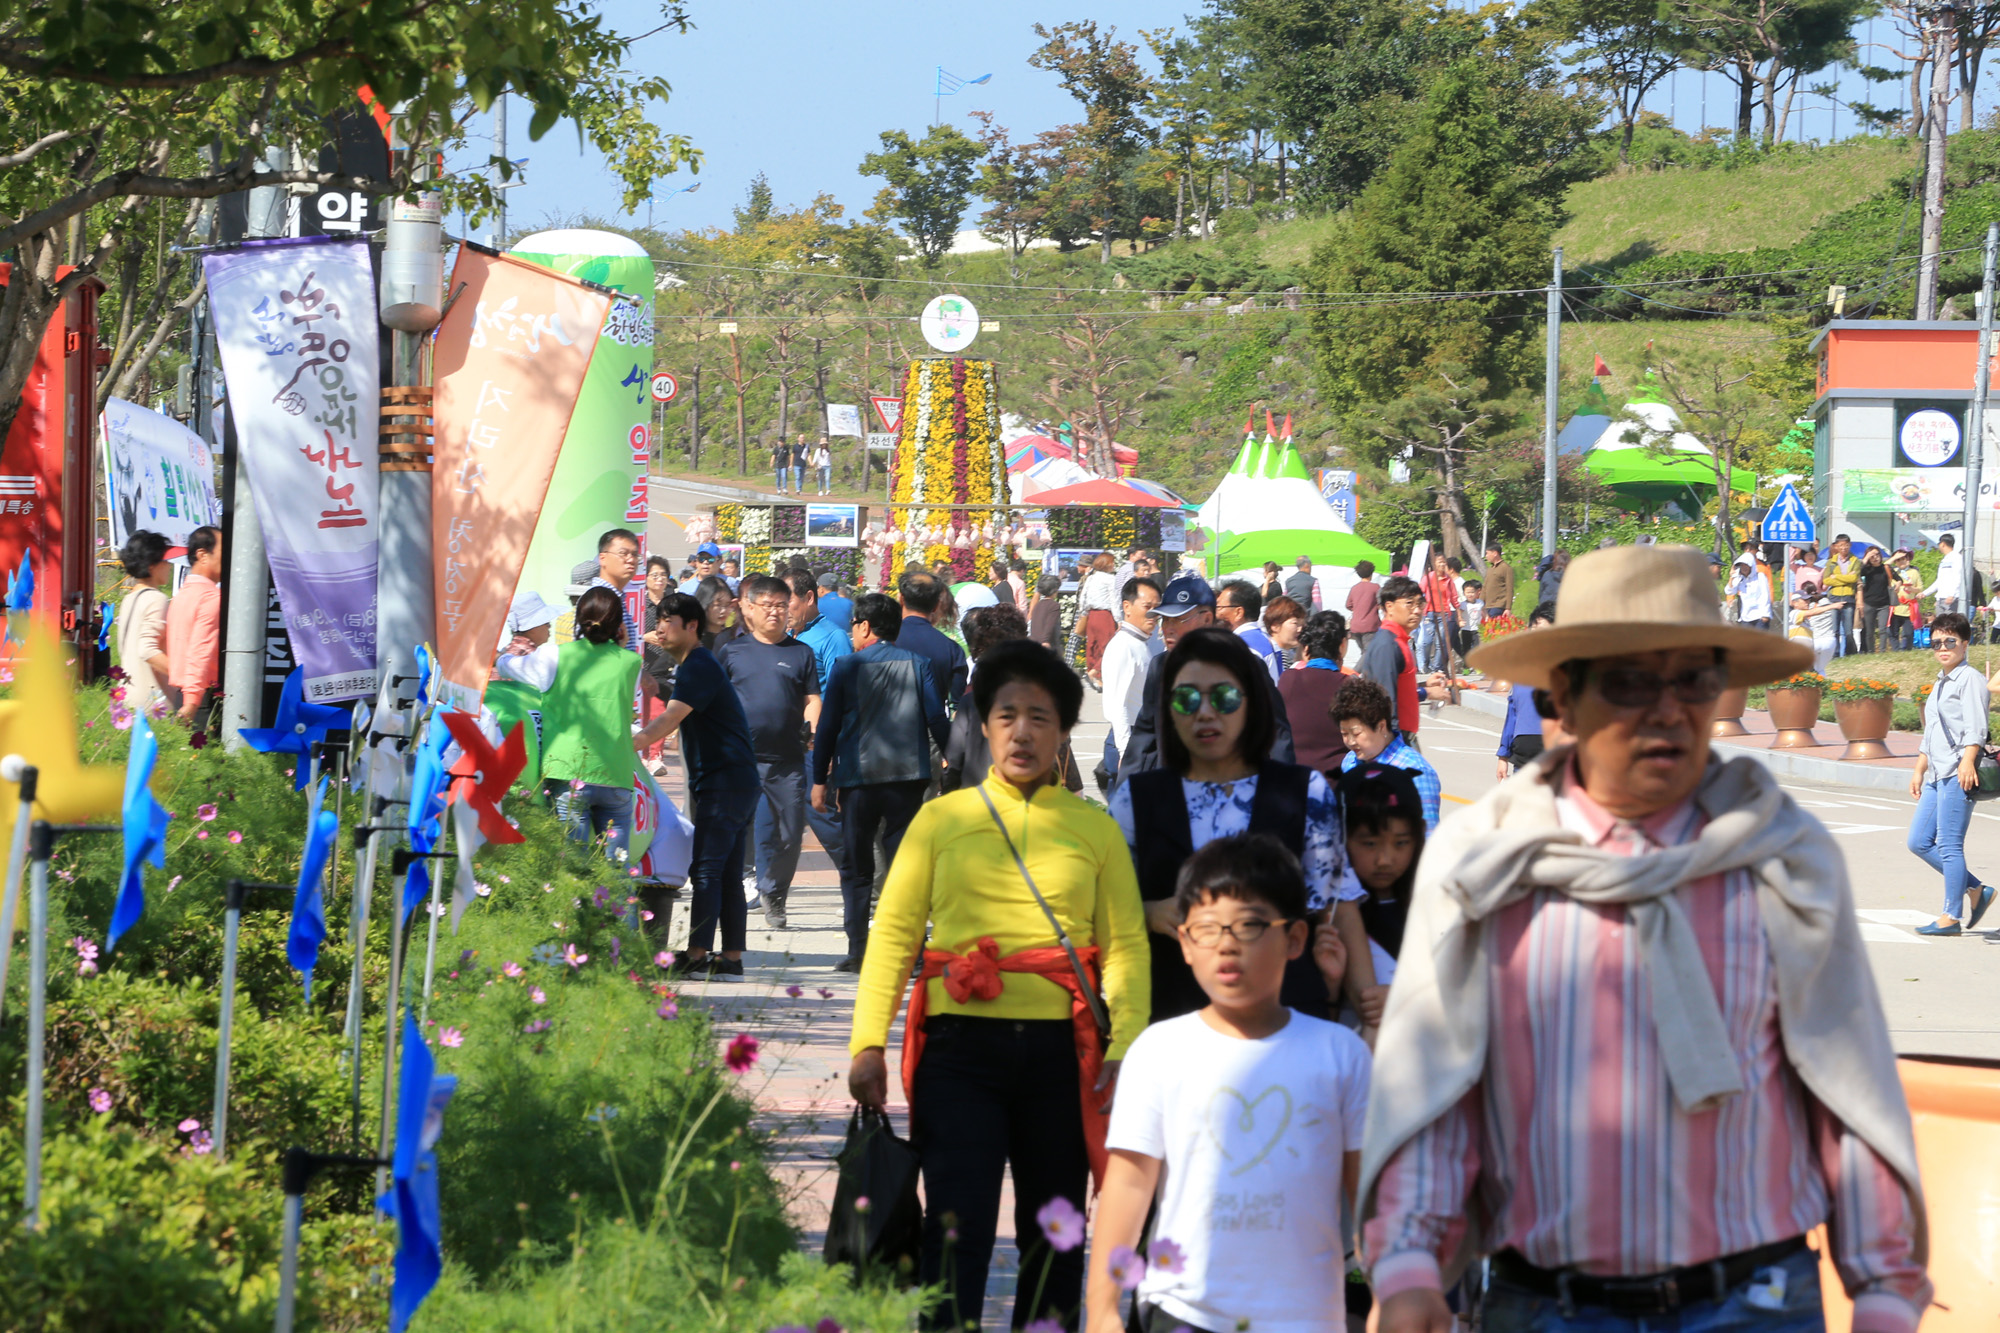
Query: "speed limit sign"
649 372 679 404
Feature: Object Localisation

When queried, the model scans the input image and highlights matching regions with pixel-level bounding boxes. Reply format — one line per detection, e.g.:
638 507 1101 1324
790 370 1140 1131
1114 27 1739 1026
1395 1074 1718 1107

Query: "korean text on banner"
101 398 222 551
203 239 380 702
431 247 610 710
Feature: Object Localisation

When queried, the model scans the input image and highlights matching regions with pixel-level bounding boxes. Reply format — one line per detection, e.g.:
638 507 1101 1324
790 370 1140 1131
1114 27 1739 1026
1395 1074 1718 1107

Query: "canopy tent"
1011 455 1092 502
1028 478 1180 508
1196 434 1390 572
1583 448 1755 503
1006 434 1071 471
1119 477 1192 506
1555 376 1756 506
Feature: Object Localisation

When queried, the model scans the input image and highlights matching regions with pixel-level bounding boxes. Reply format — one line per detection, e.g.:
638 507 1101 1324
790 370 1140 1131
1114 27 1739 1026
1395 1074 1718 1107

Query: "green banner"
1842 468 1964 513
506 229 656 616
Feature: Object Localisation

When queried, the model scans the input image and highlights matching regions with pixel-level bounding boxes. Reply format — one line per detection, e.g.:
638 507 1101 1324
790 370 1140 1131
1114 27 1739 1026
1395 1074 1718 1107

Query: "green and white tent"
1194 435 1389 574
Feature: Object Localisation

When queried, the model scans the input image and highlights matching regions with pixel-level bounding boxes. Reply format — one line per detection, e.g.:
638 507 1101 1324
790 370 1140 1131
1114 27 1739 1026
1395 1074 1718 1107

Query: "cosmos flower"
227 831 243 844
438 1027 464 1048
656 997 679 1020
786 984 804 998
1105 1245 1144 1290
196 804 218 822
1036 1197 1084 1252
88 1088 112 1114
563 943 588 968
724 1033 759 1071
502 961 524 978
522 1019 551 1034
1149 1238 1186 1274
530 987 547 1005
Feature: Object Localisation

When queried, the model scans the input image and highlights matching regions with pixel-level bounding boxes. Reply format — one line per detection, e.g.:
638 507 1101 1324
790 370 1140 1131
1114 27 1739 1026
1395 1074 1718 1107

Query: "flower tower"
885 358 1006 584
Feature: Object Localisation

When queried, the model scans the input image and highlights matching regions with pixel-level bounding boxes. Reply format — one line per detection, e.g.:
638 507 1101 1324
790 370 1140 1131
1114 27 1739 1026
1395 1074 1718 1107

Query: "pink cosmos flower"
523 1019 552 1034
1105 1245 1144 1290
503 961 524 978
654 950 674 968
196 830 209 840
530 986 547 1004
439 1027 464 1048
227 831 243 844
178 1118 200 1133
786 984 804 998
723 1033 760 1072
818 988 835 999
656 997 679 1020
1149 1237 1186 1273
88 1088 112 1113
563 943 588 968
165 875 181 893
188 1129 214 1154
196 803 218 821
1036 1197 1084 1252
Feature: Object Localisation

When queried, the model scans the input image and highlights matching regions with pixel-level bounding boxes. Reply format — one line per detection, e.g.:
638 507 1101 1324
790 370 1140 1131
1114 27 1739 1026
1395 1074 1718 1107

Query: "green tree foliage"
1667 0 1868 144
0 0 700 439
1030 21 1156 261
733 171 775 232
1308 60 1558 410
858 125 982 268
1524 0 1694 163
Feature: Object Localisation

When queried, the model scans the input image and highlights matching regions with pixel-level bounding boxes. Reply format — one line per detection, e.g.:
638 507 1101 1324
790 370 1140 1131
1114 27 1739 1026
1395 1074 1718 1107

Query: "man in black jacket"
811 592 951 970
1117 572 1294 780
895 571 969 707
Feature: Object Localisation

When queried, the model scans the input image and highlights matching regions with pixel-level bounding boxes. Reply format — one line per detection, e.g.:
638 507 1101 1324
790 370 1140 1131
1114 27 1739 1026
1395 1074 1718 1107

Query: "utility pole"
1917 2 1957 320
1963 221 1997 607
220 144 289 752
494 93 508 247
1542 246 1563 558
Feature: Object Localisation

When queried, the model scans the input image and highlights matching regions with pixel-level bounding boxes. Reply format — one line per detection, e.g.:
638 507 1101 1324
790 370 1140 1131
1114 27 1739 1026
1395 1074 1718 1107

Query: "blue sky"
461 2 1970 246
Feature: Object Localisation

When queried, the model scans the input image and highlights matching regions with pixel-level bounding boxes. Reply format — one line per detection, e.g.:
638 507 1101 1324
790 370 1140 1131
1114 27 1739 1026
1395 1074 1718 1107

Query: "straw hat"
1467 544 1811 690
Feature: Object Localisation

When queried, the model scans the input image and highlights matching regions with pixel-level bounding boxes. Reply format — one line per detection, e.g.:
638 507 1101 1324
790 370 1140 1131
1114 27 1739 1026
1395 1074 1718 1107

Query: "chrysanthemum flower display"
886 358 1005 581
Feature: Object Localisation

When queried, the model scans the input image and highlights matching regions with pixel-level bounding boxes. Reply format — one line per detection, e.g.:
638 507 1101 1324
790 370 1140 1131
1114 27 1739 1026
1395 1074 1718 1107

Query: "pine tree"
1307 59 1554 410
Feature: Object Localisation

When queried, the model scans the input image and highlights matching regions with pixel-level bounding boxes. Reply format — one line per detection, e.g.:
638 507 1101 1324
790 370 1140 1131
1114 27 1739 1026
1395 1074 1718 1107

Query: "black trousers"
836 779 928 958
912 1015 1090 1331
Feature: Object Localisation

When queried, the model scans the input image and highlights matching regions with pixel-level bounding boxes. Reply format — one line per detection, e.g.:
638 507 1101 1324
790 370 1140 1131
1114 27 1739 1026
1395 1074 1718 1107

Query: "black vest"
1129 762 1334 1021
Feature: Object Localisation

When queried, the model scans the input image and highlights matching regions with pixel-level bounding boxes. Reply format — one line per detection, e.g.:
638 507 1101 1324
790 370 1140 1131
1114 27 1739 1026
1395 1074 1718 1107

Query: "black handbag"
823 1105 923 1283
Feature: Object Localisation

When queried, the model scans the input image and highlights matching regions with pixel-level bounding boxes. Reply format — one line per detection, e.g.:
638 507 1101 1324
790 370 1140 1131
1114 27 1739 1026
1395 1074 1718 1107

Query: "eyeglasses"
1934 636 1964 649
1169 682 1245 716
1582 663 1729 710
1180 917 1288 947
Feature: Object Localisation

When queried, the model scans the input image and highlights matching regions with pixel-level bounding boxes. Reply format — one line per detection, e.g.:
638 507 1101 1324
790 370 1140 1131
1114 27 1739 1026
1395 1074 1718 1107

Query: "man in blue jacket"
789 569 852 873
894 571 968 707
812 592 950 970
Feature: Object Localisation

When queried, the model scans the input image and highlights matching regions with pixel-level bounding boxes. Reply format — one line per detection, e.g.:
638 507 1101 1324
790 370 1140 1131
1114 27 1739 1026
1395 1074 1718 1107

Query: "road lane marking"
1859 923 1930 945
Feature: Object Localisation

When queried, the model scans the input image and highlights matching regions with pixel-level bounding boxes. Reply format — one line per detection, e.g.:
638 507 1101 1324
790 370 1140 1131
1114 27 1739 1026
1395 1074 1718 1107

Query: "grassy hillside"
1555 137 1913 266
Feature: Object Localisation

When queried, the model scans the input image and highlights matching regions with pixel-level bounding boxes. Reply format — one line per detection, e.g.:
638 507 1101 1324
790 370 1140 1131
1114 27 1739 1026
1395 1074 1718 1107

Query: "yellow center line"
1443 793 1473 805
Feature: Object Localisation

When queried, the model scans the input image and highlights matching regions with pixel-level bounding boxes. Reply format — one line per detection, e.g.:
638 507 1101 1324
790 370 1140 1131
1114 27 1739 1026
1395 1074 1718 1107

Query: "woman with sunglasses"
1109 626 1378 1029
1909 612 1994 936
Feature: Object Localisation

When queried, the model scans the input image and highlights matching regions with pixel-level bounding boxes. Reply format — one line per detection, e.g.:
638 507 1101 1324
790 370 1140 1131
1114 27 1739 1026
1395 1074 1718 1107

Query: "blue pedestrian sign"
1761 482 1816 545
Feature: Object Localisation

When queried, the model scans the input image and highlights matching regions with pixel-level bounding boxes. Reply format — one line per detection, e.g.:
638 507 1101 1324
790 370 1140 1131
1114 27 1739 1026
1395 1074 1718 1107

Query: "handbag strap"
976 785 1112 1040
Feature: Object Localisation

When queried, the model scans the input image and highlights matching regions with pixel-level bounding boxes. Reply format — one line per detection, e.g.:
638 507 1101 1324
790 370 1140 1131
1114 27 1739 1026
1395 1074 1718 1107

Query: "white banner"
101 398 221 551
203 238 381 701
827 403 863 437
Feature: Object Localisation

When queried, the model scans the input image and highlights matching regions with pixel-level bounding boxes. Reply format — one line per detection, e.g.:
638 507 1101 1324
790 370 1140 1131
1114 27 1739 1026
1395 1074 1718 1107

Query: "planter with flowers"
1765 670 1827 748
1474 613 1526 691
1825 678 1899 760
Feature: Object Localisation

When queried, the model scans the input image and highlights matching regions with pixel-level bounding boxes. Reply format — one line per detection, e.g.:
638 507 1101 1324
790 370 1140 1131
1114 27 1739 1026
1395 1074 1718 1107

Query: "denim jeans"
791 464 805 492
751 758 808 910
555 782 632 866
1417 611 1454 673
836 779 929 958
1483 1246 1825 1333
1829 598 1855 657
687 786 754 953
775 466 789 492
816 463 831 493
1910 774 1983 920
912 1016 1090 1331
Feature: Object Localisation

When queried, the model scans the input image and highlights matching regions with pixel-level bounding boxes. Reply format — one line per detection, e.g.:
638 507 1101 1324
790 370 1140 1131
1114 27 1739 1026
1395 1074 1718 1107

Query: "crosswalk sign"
1761 482 1816 545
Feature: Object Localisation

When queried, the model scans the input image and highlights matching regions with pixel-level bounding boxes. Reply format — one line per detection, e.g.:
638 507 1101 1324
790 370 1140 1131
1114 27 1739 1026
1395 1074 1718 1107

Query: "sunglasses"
1169 682 1245 716
1180 917 1289 947
1934 636 1964 649
1580 663 1729 710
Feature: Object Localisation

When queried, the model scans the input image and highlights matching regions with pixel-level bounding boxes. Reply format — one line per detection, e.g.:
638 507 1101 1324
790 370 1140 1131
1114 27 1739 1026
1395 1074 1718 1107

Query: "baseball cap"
694 541 722 559
509 591 557 634
1156 573 1217 617
816 572 838 590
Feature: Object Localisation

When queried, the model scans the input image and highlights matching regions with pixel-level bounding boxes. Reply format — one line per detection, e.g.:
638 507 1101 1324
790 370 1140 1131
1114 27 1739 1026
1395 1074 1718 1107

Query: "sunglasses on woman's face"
1169 682 1245 716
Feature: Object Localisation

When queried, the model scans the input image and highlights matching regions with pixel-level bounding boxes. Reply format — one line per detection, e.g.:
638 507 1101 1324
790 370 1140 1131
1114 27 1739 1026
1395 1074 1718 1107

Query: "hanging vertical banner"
431 245 610 709
203 238 381 701
100 398 221 552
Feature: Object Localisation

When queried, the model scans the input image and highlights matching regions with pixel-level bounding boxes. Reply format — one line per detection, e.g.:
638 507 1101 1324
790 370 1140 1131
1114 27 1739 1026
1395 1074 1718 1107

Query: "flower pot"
1765 686 1823 749
1711 686 1750 738
1832 696 1894 760
1487 676 1510 694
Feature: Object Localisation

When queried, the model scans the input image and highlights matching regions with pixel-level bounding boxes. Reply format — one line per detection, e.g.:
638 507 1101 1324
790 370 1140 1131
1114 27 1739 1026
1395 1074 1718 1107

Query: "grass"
1555 138 1913 266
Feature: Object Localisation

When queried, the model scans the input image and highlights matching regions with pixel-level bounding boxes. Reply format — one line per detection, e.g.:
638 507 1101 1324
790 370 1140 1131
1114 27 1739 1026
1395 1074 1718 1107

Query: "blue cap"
694 541 722 559
1156 572 1216 617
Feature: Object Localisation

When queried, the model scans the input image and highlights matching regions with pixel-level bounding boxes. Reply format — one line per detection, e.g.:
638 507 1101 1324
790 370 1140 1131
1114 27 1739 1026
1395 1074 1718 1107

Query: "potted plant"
1825 677 1898 760
1765 669 1827 749
1476 613 1526 690
1712 684 1751 738
1914 679 1934 728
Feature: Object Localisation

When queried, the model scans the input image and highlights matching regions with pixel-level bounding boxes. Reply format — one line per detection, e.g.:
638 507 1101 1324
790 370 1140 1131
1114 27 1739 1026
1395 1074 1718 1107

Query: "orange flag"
430 247 611 709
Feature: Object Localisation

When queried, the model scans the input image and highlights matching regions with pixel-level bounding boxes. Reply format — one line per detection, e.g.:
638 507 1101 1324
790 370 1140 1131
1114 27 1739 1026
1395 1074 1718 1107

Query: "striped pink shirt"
1366 773 1929 1332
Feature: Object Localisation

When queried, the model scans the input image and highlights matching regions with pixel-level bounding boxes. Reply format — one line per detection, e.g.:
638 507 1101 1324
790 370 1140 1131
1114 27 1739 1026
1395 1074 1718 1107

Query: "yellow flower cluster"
715 503 744 541
1100 507 1137 553
961 361 1001 507
886 358 1005 576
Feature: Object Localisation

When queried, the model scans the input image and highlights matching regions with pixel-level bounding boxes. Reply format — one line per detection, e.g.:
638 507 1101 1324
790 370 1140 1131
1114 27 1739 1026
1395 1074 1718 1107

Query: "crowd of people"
113 526 226 732
108 520 1945 1333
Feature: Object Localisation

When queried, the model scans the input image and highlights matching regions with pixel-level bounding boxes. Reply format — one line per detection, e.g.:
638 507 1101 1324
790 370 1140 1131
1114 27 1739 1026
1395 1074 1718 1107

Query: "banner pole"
22 823 51 1228
417 814 450 1026
214 880 245 1158
373 871 409 1205
0 761 38 1023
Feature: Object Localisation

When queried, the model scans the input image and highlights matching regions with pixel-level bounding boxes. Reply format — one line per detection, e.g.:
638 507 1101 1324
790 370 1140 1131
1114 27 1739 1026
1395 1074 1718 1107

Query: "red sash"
900 936 1109 1189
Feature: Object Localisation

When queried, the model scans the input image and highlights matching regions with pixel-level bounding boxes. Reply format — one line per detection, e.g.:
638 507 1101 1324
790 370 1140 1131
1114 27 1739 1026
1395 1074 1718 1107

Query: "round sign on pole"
920 294 980 354
650 371 679 404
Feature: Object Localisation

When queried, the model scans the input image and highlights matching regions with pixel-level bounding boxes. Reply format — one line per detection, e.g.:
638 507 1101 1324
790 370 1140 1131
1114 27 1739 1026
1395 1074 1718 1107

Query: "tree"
970 113 1060 275
733 172 775 232
1669 0 1869 144
857 125 981 268
1032 290 1162 479
1649 346 1788 558
1029 21 1155 262
1360 372 1521 566
0 0 700 440
1308 60 1556 410
1526 0 1691 163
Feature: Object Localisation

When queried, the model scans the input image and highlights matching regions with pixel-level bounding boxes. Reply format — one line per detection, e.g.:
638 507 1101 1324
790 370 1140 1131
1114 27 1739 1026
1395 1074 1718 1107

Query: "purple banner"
204 239 380 701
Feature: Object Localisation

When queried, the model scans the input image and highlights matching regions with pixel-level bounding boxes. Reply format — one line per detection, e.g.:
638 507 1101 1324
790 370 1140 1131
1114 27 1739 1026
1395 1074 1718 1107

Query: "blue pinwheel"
4 552 32 643
382 1013 456 1333
96 601 113 654
238 666 349 789
400 714 453 923
106 713 171 952
287 777 340 999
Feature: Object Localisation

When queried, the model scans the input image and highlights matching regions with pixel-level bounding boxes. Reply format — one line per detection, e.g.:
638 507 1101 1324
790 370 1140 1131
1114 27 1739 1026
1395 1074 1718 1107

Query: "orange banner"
431 247 611 709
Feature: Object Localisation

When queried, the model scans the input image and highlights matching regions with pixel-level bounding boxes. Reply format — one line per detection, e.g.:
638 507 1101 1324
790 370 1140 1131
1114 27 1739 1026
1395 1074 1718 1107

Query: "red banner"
431 248 610 708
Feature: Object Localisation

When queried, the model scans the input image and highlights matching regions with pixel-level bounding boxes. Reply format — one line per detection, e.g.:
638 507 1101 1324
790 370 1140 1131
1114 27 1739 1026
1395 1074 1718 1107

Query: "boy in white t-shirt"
1086 832 1370 1333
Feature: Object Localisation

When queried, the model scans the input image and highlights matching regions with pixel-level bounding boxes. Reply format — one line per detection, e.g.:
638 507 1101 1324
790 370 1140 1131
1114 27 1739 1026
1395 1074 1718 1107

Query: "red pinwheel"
440 713 526 845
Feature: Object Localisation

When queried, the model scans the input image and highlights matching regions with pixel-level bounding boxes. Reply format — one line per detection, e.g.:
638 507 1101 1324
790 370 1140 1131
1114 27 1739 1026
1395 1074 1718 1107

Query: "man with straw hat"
1362 545 1929 1333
